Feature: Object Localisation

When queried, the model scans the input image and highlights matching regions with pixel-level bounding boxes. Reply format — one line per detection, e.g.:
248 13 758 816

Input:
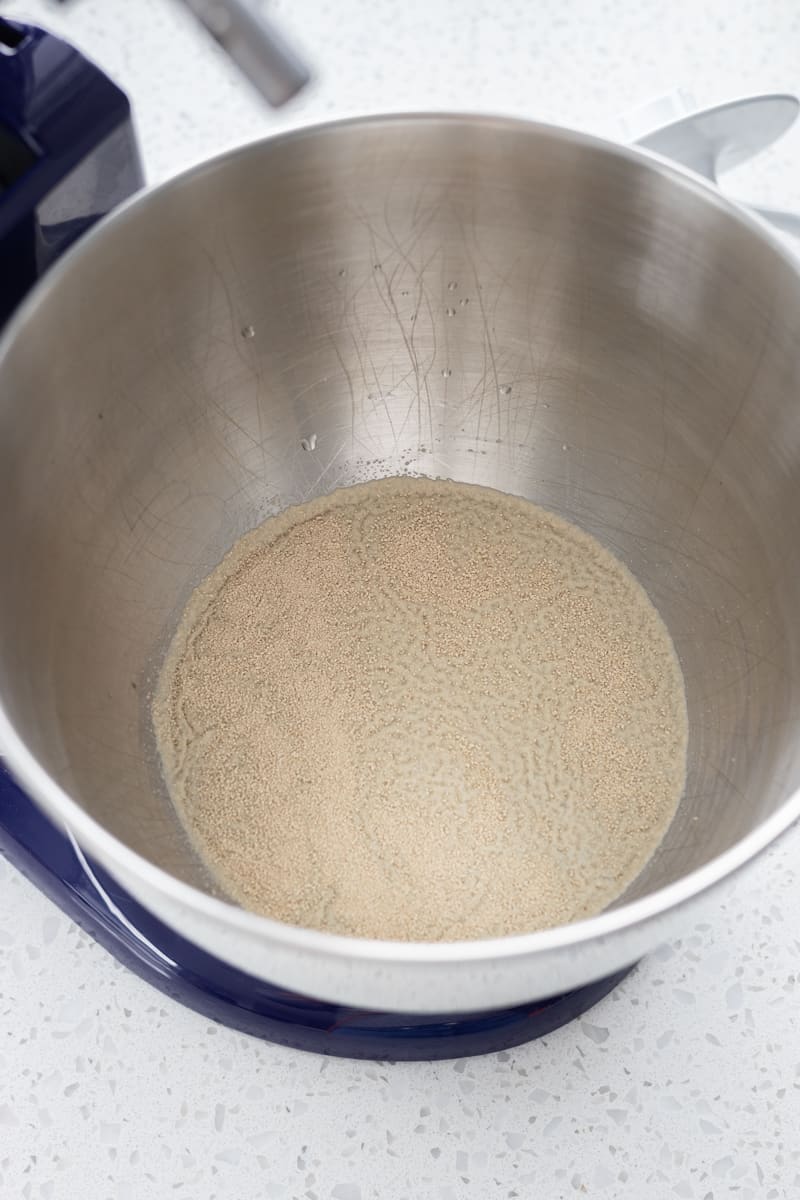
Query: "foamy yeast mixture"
153 477 687 942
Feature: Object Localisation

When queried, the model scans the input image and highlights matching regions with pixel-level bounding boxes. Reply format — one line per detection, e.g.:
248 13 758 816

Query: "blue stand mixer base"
0 767 632 1060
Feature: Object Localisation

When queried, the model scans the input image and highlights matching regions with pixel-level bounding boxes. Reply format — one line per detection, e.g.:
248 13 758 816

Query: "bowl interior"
2 117 800 921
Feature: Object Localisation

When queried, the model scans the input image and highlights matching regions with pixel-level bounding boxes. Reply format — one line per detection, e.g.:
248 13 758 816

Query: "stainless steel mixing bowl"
2 115 800 1013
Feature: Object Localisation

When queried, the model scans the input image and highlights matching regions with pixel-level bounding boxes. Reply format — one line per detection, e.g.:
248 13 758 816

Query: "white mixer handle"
622 92 800 240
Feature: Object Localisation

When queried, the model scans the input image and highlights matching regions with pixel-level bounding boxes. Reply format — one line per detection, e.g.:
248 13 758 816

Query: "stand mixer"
1 12 799 1059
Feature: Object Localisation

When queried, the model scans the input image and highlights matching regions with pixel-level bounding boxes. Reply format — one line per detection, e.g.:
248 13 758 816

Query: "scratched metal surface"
1 114 800 910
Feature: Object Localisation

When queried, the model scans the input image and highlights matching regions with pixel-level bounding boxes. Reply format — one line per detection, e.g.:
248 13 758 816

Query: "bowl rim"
2 109 800 967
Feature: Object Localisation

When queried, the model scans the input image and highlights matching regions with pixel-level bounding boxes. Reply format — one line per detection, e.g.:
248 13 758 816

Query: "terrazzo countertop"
2 1 800 1196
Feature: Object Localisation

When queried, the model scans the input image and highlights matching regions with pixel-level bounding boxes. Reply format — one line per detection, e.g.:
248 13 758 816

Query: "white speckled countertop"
2 1 800 1196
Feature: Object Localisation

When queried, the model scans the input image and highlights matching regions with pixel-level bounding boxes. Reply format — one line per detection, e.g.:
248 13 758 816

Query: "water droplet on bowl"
241 325 255 339
459 297 470 307
447 281 458 291
445 307 456 317
338 268 347 278
300 433 318 452
441 367 452 378
500 384 512 396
